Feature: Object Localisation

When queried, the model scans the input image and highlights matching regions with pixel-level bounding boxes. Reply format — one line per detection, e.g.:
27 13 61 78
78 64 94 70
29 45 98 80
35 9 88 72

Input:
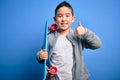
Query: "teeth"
62 23 66 24
62 24 66 25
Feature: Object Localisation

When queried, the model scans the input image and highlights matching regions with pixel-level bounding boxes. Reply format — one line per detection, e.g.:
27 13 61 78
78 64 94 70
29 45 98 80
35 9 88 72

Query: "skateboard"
41 21 58 80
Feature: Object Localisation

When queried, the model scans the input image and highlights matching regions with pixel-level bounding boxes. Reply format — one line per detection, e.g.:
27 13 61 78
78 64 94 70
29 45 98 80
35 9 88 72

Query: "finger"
78 21 81 27
43 51 48 59
40 50 46 58
75 27 79 36
43 53 48 59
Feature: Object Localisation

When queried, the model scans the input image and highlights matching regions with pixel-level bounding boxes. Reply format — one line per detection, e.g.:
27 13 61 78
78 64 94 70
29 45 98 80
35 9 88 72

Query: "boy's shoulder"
48 31 57 38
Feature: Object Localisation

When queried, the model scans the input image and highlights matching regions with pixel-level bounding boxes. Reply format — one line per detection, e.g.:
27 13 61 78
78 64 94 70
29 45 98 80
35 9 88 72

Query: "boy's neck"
58 29 70 35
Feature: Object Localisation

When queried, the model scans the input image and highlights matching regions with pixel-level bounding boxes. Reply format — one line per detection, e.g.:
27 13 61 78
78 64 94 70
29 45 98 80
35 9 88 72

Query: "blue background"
0 0 120 80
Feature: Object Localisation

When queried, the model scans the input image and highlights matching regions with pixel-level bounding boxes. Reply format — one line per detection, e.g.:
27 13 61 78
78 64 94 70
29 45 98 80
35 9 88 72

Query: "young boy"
37 1 101 80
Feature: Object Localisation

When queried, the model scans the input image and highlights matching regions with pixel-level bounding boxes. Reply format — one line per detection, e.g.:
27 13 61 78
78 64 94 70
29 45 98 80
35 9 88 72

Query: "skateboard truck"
49 23 58 33
47 66 58 78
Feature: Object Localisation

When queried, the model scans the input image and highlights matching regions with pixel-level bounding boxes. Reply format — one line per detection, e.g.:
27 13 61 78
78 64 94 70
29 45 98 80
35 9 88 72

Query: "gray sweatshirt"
37 28 102 80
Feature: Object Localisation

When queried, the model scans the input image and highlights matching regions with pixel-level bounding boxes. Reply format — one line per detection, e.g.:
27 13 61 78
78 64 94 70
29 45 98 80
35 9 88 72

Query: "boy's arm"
75 22 101 49
80 28 102 49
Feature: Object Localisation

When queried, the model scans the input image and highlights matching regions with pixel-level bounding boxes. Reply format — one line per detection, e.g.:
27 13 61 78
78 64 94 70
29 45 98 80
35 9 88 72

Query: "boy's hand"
75 21 86 36
40 49 48 60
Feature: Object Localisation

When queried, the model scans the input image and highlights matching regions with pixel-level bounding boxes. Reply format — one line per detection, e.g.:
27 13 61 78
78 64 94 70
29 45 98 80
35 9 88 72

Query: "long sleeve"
80 28 102 49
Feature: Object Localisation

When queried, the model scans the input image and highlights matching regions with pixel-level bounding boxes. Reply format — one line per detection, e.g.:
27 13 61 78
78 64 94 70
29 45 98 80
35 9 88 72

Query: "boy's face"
54 6 75 31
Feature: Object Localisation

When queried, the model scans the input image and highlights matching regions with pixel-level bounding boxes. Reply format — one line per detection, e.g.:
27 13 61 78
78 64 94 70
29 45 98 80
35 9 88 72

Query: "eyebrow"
57 13 72 15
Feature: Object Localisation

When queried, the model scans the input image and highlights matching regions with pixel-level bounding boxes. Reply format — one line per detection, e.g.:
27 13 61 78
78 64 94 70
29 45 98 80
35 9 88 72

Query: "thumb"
78 21 81 27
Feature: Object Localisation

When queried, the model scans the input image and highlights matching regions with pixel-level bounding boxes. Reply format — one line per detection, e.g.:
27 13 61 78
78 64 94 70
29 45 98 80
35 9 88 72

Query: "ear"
72 16 76 23
53 17 57 23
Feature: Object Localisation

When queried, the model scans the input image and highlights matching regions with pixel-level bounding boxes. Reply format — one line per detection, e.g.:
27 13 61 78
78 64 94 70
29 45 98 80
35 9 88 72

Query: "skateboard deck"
40 21 58 80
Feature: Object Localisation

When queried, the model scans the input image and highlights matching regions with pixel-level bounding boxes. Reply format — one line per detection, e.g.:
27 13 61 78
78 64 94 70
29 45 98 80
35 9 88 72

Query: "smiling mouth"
61 23 67 26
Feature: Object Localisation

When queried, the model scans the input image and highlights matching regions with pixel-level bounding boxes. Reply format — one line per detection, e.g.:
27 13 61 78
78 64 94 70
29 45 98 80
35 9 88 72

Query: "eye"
57 14 62 17
66 14 71 17
66 15 70 17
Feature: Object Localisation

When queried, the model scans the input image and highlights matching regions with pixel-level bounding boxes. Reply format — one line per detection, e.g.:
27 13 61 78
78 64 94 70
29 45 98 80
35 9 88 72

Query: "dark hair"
55 1 74 16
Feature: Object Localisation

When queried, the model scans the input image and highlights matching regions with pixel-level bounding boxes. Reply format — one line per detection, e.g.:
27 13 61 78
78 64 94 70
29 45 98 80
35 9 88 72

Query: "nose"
62 16 66 21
